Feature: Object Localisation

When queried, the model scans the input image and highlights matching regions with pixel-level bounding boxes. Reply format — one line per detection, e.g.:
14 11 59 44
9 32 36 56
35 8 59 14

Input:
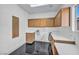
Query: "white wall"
29 12 56 19
0 4 29 54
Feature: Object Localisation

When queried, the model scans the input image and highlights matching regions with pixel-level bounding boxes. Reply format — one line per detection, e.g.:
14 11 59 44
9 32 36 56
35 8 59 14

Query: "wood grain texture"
26 33 35 43
54 10 61 27
54 40 75 44
12 16 19 38
53 45 59 55
49 34 58 55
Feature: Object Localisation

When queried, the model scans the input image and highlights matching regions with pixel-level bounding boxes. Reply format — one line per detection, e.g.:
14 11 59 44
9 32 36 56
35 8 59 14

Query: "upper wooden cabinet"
54 10 61 27
61 7 70 27
28 7 70 27
28 19 40 27
54 7 70 27
40 19 47 27
28 18 54 27
28 19 34 27
46 18 55 27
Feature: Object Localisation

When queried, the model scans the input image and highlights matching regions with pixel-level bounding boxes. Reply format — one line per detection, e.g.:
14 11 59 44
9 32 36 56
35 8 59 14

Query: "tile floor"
10 41 52 55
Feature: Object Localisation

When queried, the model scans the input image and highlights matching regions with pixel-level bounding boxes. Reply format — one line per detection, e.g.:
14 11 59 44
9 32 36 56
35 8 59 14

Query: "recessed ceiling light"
30 4 47 7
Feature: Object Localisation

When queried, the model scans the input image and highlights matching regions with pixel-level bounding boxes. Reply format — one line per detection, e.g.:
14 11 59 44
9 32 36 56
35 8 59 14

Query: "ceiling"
19 4 63 14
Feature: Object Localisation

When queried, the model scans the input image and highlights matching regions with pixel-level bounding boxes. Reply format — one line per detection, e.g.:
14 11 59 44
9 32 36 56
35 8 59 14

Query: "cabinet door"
26 33 35 43
28 19 41 27
61 7 70 26
34 19 41 27
55 10 61 27
28 19 34 27
40 19 47 27
46 18 54 27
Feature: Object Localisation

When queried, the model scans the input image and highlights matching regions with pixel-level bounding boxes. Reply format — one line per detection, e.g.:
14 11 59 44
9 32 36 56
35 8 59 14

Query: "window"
75 5 79 30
